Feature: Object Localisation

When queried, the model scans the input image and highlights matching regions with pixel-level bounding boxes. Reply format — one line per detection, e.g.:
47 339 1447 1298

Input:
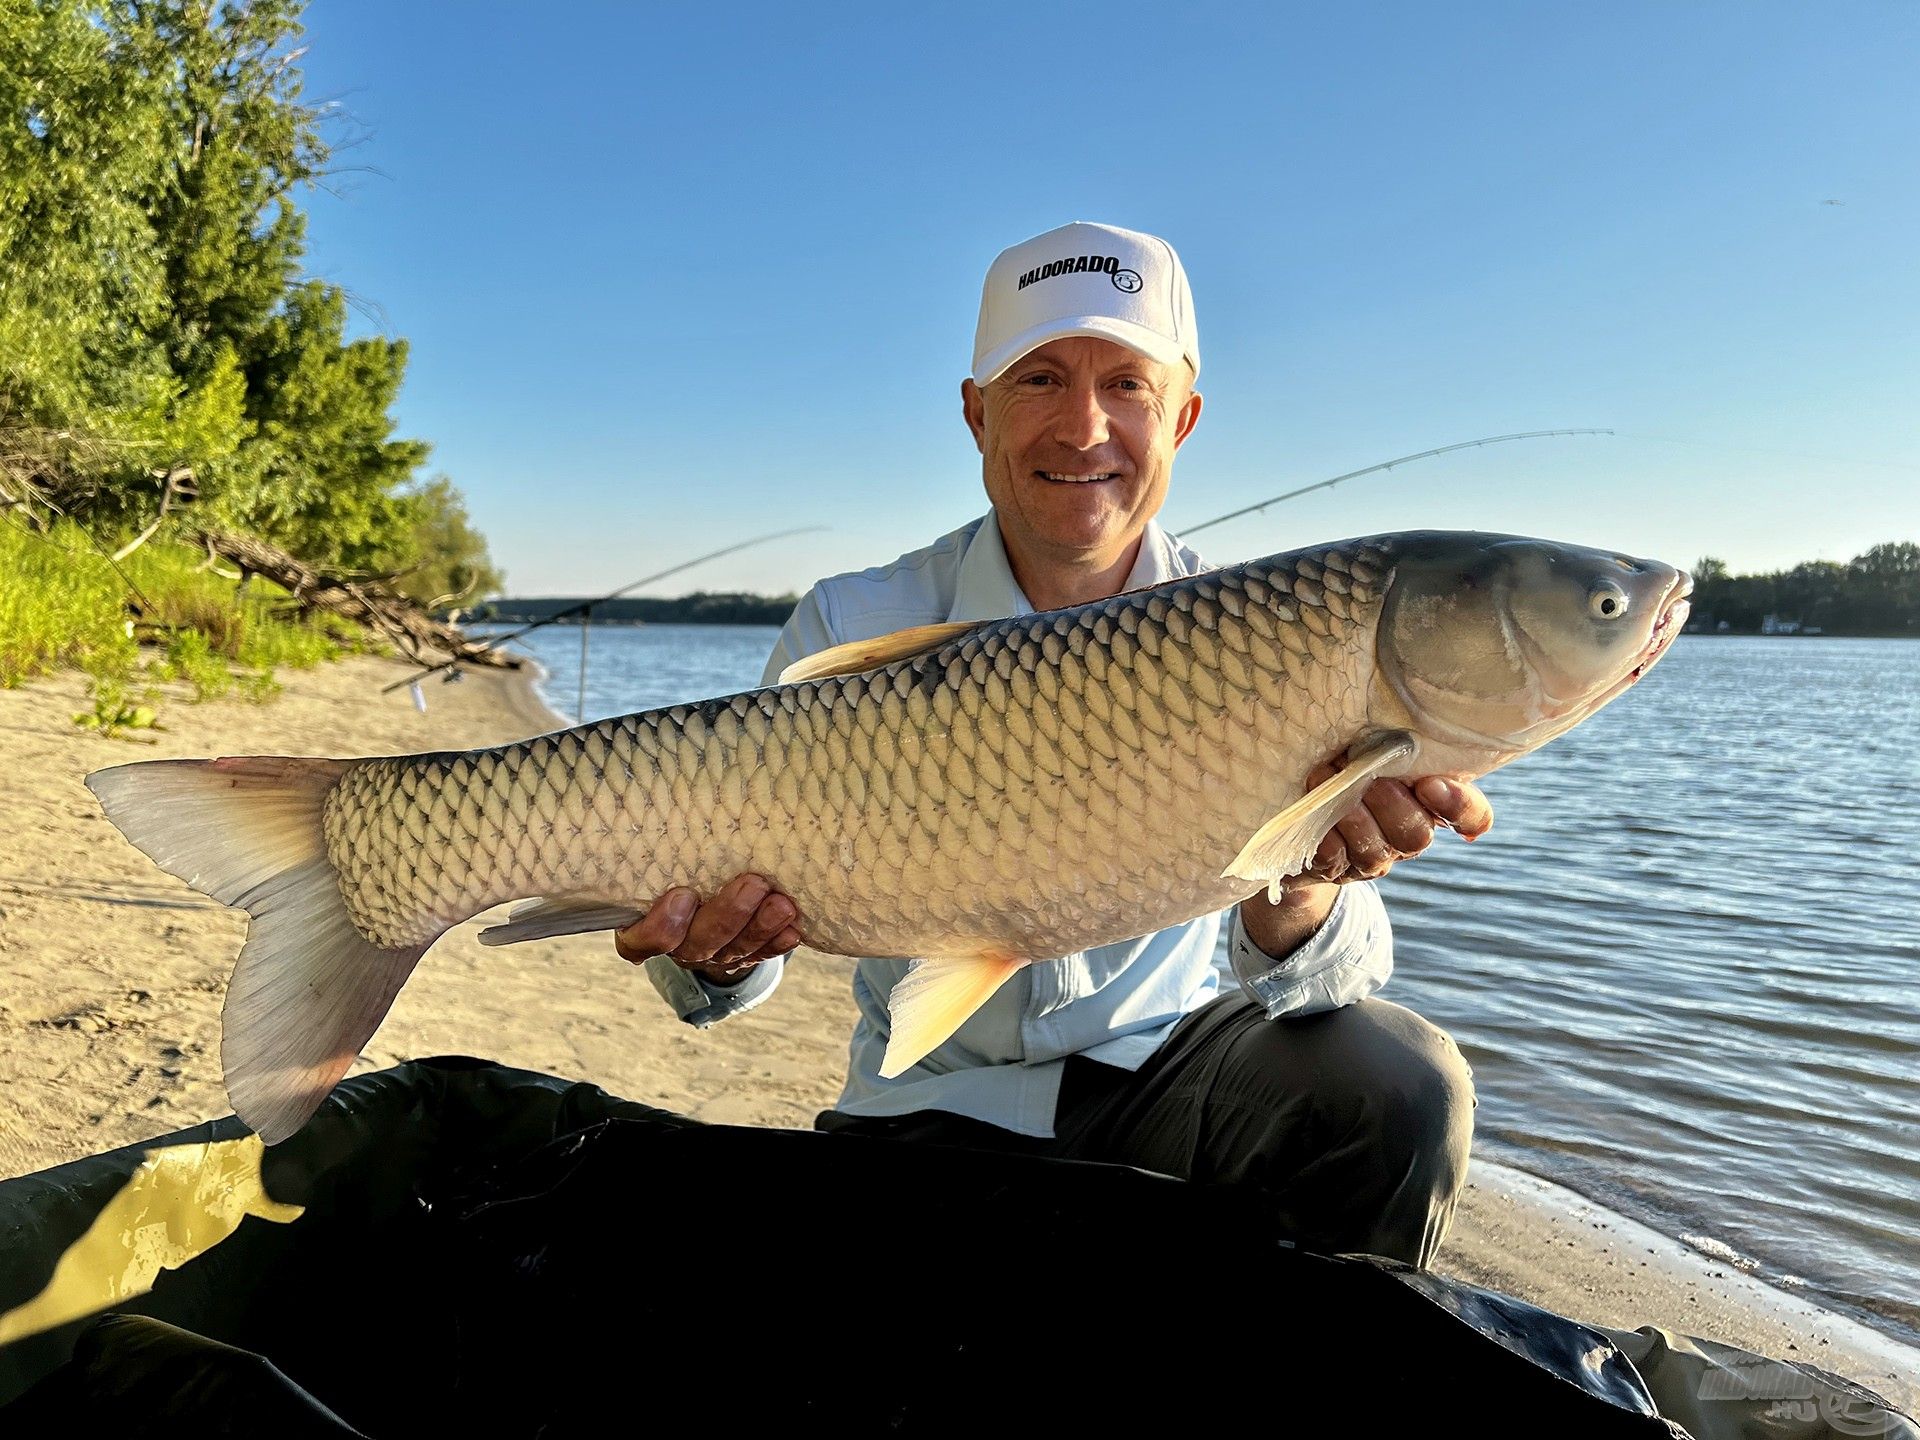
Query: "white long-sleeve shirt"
647 511 1394 1137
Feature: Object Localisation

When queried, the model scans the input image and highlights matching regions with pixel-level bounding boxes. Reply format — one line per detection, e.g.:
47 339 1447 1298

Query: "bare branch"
194 528 520 668
110 466 197 562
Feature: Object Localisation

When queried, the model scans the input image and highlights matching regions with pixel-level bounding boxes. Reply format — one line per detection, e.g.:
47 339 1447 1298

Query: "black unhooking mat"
0 1057 1687 1436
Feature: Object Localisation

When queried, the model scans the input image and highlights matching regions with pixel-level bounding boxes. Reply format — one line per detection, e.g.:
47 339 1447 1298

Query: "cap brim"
973 316 1192 385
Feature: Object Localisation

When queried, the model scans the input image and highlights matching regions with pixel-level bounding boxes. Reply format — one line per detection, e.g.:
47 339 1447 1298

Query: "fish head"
1374 533 1691 773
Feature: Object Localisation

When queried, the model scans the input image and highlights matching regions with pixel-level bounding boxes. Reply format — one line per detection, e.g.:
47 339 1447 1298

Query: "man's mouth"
1037 471 1120 484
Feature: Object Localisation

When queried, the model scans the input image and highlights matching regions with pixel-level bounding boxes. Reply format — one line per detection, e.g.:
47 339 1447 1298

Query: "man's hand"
1305 768 1494 884
613 873 803 988
1237 769 1494 962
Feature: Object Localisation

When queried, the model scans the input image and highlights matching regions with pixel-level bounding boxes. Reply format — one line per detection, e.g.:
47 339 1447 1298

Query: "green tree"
2 0 493 607
1691 544 1920 634
1690 557 1736 628
218 280 429 569
0 0 172 506
1845 542 1920 632
115 0 323 386
1776 560 1845 631
383 474 504 609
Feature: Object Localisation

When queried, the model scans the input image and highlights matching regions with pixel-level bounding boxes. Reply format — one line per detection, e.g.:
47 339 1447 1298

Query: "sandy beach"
1 654 1912 1407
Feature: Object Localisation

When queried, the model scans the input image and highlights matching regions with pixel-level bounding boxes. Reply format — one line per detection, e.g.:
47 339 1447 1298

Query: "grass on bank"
1 521 365 733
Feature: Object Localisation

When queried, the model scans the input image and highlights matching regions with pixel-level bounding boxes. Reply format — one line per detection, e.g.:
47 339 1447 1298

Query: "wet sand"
0 654 1911 1409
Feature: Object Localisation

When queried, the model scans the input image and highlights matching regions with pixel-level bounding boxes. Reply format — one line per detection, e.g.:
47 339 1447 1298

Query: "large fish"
88 531 1689 1143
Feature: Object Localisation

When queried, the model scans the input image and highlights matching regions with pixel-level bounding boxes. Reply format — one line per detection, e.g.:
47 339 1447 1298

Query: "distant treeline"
478 546 1920 637
1690 543 1919 636
476 545 1920 633
471 592 800 626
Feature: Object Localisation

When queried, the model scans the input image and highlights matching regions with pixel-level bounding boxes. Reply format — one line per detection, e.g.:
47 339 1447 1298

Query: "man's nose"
1051 382 1112 450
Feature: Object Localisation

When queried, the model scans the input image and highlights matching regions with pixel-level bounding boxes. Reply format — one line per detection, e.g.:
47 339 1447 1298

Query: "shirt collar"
948 508 1182 624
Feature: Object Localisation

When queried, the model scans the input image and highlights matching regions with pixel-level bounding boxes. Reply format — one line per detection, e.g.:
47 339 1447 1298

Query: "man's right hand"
613 873 803 988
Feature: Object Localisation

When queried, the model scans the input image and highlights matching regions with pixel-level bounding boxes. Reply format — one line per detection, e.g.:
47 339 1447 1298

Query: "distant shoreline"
1682 629 1919 640
467 610 1919 639
466 593 796 627
468 618 1920 641
470 616 785 628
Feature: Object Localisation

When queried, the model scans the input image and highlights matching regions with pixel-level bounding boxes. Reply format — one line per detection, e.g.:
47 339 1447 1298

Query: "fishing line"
1178 429 1614 539
1 501 157 616
380 525 829 695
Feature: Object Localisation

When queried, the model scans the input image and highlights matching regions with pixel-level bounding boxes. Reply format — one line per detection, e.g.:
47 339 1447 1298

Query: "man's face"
962 336 1202 569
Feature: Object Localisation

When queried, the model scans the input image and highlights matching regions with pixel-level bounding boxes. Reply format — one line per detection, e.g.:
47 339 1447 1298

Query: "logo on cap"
1111 268 1142 294
1017 254 1123 291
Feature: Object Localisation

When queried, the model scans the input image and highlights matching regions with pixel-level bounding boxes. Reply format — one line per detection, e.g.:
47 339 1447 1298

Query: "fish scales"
86 529 1691 1140
322 543 1389 961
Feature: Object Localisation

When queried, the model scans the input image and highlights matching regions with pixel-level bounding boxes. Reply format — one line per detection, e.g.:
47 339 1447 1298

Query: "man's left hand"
1237 769 1494 963
1304 768 1494 884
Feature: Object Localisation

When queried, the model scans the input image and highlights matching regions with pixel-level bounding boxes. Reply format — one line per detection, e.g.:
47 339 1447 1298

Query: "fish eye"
1588 584 1629 620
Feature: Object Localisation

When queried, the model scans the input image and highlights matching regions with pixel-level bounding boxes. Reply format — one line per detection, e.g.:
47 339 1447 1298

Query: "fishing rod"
1178 429 1614 539
380 525 827 696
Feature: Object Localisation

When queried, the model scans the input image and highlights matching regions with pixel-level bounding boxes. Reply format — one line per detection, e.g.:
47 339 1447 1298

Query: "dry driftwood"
110 467 199 562
193 527 519 670
0 426 166 524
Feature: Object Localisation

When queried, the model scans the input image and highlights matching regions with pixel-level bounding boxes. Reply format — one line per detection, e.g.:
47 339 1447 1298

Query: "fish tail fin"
879 950 1028 1079
86 757 435 1144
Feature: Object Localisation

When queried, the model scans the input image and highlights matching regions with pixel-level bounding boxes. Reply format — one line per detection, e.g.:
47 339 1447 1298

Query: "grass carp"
87 530 1690 1143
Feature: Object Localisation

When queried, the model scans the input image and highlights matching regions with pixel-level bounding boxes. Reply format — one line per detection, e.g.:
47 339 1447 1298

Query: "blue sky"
297 2 1918 597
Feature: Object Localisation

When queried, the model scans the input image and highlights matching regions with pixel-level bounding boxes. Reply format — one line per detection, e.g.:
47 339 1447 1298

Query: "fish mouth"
1613 572 1692 694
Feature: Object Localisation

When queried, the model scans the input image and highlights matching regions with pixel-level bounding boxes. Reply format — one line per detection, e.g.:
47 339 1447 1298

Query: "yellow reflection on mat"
0 1134 304 1347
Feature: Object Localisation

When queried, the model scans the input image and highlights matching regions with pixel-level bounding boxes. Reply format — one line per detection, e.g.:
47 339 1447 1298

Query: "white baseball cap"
971 221 1200 385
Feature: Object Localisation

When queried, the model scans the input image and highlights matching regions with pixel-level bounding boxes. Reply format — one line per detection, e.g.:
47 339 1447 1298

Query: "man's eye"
1019 373 1058 386
1112 377 1147 392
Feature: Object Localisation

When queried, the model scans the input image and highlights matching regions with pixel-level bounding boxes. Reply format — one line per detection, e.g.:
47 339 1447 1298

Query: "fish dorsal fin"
1222 730 1419 901
778 620 983 685
879 949 1028 1079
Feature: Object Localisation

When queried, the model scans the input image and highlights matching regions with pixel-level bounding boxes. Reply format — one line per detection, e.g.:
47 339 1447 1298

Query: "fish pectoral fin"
879 949 1028 1080
1222 730 1419 901
477 897 646 947
778 620 984 684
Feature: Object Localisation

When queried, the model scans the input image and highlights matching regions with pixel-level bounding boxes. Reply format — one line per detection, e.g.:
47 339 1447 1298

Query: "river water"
476 623 1920 1345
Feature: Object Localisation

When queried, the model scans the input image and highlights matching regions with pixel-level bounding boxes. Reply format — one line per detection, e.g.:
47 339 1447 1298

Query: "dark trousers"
816 992 1476 1268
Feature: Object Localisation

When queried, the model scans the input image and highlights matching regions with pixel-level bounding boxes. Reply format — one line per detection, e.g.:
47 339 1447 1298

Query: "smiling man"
616 222 1490 1268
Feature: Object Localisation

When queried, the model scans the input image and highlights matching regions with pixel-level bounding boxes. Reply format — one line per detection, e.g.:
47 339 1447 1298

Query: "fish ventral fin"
1222 730 1419 901
478 897 645 946
778 620 983 684
879 950 1028 1079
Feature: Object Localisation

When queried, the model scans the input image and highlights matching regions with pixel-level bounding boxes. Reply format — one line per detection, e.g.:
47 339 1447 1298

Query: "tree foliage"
383 474 504 609
0 0 172 471
1691 543 1920 634
217 280 429 567
0 0 496 594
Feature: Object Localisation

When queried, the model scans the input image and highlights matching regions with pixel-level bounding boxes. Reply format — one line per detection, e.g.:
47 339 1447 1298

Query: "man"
614 222 1491 1268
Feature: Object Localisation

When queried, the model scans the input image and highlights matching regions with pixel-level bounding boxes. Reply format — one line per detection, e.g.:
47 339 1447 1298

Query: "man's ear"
1172 388 1203 451
961 378 987 454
